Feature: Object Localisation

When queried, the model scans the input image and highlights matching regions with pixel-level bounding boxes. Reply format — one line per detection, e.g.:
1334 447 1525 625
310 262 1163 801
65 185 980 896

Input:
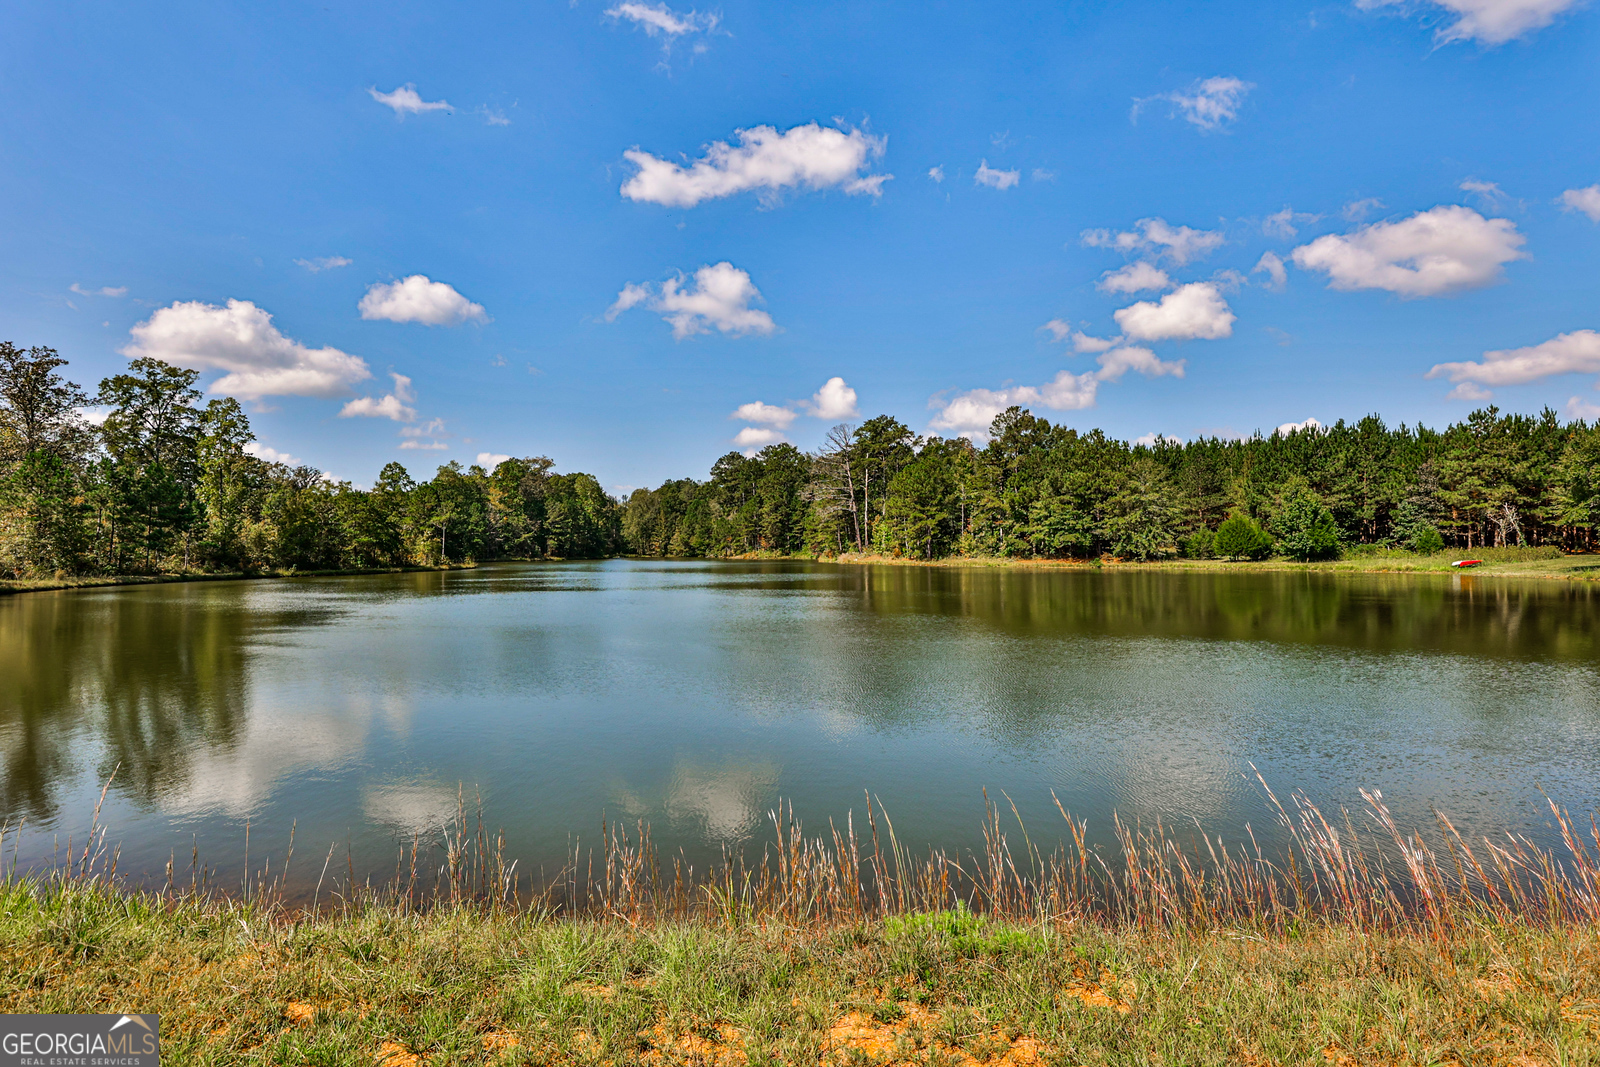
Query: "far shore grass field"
6 546 1596 598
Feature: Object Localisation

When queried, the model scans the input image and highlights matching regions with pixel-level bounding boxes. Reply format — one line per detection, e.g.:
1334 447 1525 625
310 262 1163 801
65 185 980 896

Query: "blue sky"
2 0 1598 490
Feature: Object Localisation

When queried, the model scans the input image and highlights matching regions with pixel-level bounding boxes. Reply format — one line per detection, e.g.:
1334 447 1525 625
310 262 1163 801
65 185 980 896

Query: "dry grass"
5 782 1600 1063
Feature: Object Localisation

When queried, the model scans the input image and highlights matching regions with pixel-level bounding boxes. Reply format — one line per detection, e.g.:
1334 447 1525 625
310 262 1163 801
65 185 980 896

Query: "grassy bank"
3 880 1597 1065
7 785 1600 1064
0 563 477 597
829 546 1600 583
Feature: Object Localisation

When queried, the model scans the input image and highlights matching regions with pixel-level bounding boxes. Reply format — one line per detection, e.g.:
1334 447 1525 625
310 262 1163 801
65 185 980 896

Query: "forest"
3 341 1599 579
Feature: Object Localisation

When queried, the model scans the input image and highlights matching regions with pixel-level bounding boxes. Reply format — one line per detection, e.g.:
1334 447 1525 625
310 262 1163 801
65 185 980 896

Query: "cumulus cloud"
928 347 1182 437
1134 432 1183 447
122 299 371 400
733 426 785 452
927 166 945 183
1290 205 1525 298
803 377 860 420
1356 0 1582 44
607 263 777 339
1135 76 1254 131
243 441 301 465
620 123 890 208
1568 397 1600 420
1426 330 1600 396
929 371 1101 435
1097 261 1172 294
359 275 488 326
476 452 512 468
1081 217 1226 265
295 256 352 272
731 401 797 428
1113 282 1236 342
340 373 417 422
1559 185 1600 222
1094 345 1185 381
399 418 450 451
69 283 127 297
1253 251 1288 290
1275 417 1323 435
369 84 451 116
973 160 1020 190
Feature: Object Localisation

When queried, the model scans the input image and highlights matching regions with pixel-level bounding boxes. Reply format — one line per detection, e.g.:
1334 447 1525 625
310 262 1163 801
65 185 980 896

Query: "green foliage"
1271 481 1341 561
1182 527 1216 559
1213 511 1273 560
1409 524 1444 554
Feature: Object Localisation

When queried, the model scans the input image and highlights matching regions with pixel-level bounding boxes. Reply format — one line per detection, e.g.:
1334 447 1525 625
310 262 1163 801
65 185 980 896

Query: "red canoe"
1451 559 1483 568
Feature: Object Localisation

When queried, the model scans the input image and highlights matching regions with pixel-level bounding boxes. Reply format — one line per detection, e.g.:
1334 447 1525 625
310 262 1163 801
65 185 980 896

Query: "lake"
2 560 1598 894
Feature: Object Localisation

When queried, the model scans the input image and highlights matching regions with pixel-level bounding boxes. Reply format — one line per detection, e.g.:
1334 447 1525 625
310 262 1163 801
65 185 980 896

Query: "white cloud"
929 371 1101 435
340 373 417 422
1113 282 1236 342
1568 397 1600 420
244 441 301 465
1559 185 1600 222
476 452 512 468
605 1 718 37
1290 205 1525 298
1081 217 1226 265
399 418 450 451
803 377 860 420
1073 332 1119 353
1459 178 1510 207
608 262 777 339
1040 319 1072 342
1097 261 1172 294
295 256 353 272
1093 345 1185 381
731 401 797 428
620 123 890 208
1275 417 1323 435
1449 382 1495 401
1263 207 1319 239
369 84 451 116
74 405 114 426
1356 0 1582 44
122 299 372 400
359 275 488 326
974 160 1020 189
604 282 652 322
733 426 785 452
1253 251 1288 290
1133 432 1183 447
1135 76 1254 131
927 166 945 183
1342 198 1385 221
1426 330 1600 395
1032 168 1056 182
479 108 511 127
69 283 127 297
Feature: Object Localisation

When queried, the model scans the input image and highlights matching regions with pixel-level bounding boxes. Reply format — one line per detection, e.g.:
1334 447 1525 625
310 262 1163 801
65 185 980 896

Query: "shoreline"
0 562 477 598
792 550 1600 583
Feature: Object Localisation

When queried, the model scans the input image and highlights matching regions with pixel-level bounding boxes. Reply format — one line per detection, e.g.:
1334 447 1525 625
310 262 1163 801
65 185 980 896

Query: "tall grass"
7 775 1596 937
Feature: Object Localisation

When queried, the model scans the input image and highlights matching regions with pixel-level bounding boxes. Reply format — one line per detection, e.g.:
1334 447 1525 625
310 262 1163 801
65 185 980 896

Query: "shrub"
1409 524 1445 554
1182 527 1216 559
1272 484 1341 561
1213 511 1272 560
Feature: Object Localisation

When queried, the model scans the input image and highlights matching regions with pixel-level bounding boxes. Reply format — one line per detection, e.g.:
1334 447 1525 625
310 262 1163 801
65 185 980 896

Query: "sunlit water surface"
2 560 1597 893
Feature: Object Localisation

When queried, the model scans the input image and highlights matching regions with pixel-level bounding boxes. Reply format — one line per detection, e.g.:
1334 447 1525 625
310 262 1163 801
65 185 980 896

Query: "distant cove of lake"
2 560 1598 894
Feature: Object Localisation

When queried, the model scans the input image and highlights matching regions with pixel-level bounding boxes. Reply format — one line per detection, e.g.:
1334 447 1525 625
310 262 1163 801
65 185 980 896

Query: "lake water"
3 560 1598 893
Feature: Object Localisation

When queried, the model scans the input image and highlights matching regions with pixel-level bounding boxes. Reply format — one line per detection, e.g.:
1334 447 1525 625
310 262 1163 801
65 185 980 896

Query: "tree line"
4 342 1598 579
0 344 619 578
